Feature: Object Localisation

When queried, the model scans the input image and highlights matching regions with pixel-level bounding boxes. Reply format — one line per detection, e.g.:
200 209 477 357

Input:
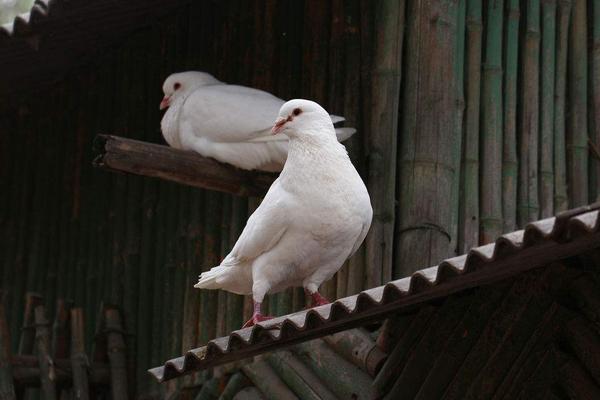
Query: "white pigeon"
159 71 356 172
194 99 372 328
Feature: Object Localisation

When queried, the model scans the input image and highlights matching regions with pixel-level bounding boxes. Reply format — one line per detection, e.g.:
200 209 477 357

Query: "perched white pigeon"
194 99 372 328
160 71 356 171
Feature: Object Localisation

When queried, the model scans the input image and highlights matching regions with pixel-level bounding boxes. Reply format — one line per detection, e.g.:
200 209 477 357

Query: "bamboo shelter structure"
1 0 600 398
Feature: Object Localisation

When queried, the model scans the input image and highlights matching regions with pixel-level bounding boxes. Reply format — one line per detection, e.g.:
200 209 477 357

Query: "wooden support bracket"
93 135 276 197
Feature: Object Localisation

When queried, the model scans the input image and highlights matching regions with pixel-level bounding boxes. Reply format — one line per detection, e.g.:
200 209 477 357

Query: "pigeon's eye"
293 108 302 116
174 82 181 90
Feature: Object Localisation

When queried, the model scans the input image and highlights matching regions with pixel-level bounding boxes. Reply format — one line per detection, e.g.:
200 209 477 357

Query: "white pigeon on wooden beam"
159 71 356 172
194 99 372 328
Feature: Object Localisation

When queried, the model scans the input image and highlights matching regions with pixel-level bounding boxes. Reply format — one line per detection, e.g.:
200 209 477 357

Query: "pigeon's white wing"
182 84 284 143
221 180 290 265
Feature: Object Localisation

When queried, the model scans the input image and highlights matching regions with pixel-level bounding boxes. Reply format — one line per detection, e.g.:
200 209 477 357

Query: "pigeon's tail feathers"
335 127 357 142
330 114 346 124
194 266 229 289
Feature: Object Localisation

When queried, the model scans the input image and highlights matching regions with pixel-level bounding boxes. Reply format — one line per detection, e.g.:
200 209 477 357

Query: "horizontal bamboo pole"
93 135 276 197
10 355 110 386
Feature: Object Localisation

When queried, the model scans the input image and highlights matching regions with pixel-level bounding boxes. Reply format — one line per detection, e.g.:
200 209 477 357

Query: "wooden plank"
105 307 128 400
34 305 57 400
70 308 89 400
0 295 16 400
93 135 276 197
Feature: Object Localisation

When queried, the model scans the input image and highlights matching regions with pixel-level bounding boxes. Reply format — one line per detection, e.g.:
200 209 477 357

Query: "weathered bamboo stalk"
70 308 90 400
592 0 600 202
18 292 43 355
554 0 571 212
267 350 337 400
567 0 589 206
219 371 251 400
10 355 110 386
518 0 541 226
460 0 483 253
242 358 298 400
34 305 57 400
396 0 459 277
480 0 504 242
364 0 404 287
52 299 72 360
294 339 375 399
93 135 276 197
0 296 16 400
322 329 387 377
105 307 128 400
450 0 465 256
503 0 520 231
539 0 557 218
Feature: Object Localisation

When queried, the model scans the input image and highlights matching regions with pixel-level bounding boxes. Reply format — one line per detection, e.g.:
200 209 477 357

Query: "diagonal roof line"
149 203 600 382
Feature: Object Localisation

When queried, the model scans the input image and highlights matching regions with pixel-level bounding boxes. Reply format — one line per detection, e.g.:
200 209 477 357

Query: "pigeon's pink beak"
271 117 287 135
159 96 170 110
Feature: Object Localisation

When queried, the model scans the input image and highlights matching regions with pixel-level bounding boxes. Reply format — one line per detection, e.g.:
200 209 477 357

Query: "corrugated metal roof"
149 203 600 382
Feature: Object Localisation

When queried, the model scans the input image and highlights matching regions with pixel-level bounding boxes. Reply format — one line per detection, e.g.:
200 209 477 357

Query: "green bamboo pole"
539 0 557 218
518 0 541 226
459 0 482 253
450 0 465 256
590 0 600 201
365 0 404 287
567 0 589 206
503 0 520 231
480 0 504 243
554 0 571 212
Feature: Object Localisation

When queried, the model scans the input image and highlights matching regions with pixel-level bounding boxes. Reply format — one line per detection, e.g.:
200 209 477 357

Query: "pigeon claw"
242 313 274 328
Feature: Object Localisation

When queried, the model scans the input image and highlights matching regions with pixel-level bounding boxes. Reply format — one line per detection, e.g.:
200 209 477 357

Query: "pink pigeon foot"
242 301 274 328
305 289 330 308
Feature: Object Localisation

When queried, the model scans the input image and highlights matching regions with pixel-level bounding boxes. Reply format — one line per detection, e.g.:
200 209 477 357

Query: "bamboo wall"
1 0 599 397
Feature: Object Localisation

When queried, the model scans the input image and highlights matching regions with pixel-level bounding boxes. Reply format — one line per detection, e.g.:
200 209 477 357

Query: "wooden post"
93 135 276 197
460 0 483 253
480 0 504 242
364 0 405 288
539 0 557 217
503 0 520 232
568 0 589 207
34 305 57 400
105 307 128 400
554 0 571 212
70 308 90 400
0 295 16 400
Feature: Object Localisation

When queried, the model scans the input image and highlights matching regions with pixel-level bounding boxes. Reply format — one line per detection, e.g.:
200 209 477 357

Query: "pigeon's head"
160 71 221 110
272 99 334 139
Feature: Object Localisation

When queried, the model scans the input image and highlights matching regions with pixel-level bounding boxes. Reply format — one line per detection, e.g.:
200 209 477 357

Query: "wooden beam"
93 135 276 197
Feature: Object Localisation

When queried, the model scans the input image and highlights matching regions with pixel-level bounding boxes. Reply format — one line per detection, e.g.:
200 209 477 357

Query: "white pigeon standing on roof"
194 99 372 328
159 71 356 172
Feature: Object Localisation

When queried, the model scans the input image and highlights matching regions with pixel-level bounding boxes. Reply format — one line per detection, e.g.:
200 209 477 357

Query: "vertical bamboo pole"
480 0 504 243
460 0 482 253
591 0 600 201
396 0 459 277
450 0 466 256
539 0 557 217
34 305 56 400
518 0 541 226
0 296 16 400
70 308 89 400
226 197 246 332
554 0 571 212
567 0 589 206
364 0 404 287
105 307 128 400
503 0 520 231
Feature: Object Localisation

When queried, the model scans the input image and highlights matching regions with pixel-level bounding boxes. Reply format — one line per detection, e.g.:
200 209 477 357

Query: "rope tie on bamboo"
398 223 452 242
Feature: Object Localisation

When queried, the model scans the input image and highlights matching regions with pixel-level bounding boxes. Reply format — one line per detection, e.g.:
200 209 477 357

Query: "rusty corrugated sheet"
149 203 600 382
